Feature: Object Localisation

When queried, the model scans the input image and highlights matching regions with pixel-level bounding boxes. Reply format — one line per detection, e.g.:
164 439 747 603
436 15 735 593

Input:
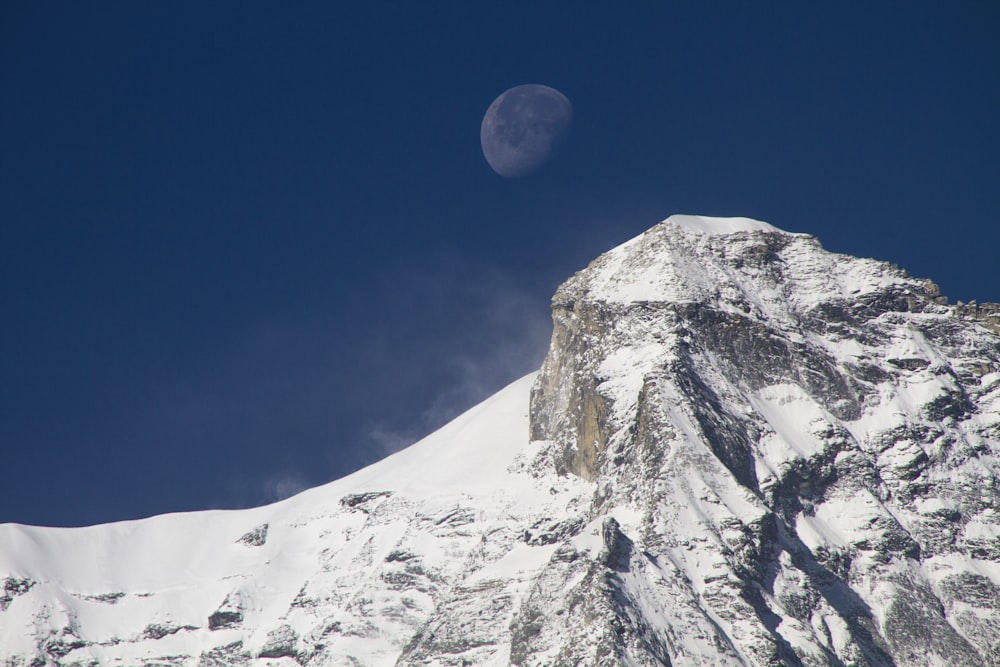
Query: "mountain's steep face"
2 215 999 667
526 215 1000 665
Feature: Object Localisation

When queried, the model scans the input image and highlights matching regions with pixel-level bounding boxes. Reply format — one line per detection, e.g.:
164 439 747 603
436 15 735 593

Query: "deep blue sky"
2 3 997 527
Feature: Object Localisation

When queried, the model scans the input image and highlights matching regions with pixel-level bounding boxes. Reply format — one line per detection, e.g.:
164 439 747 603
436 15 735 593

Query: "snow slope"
0 374 593 666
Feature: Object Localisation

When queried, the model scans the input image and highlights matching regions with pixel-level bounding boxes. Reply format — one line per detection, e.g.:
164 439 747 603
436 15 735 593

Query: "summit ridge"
666 214 796 236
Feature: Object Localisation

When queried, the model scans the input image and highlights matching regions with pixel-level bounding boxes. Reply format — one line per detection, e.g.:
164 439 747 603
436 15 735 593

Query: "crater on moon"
480 84 572 178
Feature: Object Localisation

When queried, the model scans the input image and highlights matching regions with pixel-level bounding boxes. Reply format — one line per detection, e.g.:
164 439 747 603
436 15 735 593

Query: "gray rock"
236 523 268 547
258 624 300 659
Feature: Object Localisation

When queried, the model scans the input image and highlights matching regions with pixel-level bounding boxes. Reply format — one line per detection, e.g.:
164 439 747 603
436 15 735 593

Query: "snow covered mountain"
3 215 999 667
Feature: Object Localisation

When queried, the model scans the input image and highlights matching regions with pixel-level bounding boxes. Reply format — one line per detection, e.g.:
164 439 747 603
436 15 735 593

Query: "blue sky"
2 2 997 527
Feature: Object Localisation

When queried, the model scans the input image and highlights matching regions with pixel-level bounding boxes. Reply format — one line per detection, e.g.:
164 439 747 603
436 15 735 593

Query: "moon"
481 84 572 178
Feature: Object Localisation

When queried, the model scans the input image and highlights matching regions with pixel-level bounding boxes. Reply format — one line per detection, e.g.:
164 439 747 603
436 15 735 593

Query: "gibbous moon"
481 84 572 178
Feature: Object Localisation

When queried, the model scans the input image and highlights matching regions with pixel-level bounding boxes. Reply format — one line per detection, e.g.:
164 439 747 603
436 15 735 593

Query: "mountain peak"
556 215 936 327
528 215 1000 663
4 215 1000 667
666 213 796 236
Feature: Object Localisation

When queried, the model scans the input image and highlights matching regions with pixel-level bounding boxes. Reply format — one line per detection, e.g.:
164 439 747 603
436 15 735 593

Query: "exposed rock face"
956 300 1000 335
1 215 998 667
527 215 1000 665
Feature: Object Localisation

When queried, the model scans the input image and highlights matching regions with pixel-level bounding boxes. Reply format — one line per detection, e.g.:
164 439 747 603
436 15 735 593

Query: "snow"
0 373 595 666
292 372 543 497
749 383 832 466
667 214 797 236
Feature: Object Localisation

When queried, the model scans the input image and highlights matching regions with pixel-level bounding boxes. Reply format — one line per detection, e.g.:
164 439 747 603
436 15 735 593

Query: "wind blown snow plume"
2 215 999 666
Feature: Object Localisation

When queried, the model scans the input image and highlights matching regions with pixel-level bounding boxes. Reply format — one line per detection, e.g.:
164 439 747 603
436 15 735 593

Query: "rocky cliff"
2 215 998 667
526 215 1000 665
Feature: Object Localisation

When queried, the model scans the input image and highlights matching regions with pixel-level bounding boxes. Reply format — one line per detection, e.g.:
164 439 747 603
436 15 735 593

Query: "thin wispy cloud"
132 250 557 509
261 474 310 503
360 257 555 457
